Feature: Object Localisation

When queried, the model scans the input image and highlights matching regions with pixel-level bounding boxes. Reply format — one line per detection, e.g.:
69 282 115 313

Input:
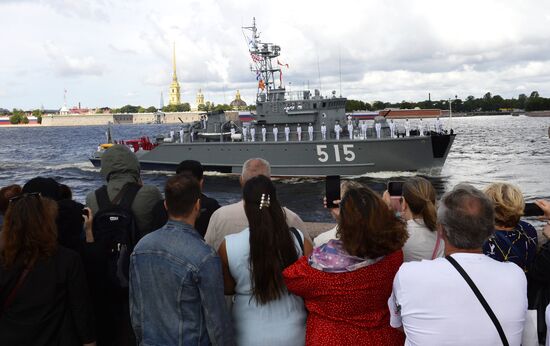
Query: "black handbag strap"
1 267 30 317
446 255 509 346
289 227 304 255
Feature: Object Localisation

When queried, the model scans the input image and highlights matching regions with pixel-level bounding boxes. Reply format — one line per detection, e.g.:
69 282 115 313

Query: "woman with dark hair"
0 184 22 229
400 177 443 261
0 193 96 346
218 175 312 345
283 186 407 346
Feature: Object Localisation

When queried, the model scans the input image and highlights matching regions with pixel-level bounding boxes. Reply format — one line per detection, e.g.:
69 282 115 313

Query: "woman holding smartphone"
284 186 407 345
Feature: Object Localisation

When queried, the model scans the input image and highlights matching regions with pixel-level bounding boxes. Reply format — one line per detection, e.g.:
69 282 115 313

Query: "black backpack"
92 183 141 288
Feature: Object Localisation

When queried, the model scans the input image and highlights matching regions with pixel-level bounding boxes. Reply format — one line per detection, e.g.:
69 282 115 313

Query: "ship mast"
243 18 283 102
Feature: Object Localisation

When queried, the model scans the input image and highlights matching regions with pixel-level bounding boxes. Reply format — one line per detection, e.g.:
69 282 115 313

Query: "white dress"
225 228 306 346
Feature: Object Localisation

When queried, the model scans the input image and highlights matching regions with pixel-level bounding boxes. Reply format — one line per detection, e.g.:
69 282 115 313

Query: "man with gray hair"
388 183 527 346
204 158 307 251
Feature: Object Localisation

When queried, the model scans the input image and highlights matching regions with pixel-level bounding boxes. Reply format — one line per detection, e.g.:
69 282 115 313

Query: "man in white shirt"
334 121 341 140
388 184 527 346
242 125 248 142
205 158 309 251
418 118 424 136
179 128 184 143
308 123 314 141
272 125 278 142
375 122 382 139
389 119 396 138
261 125 266 142
321 122 327 140
347 121 353 140
284 124 290 142
296 123 302 141
250 126 256 142
230 125 236 142
404 119 410 137
361 122 368 139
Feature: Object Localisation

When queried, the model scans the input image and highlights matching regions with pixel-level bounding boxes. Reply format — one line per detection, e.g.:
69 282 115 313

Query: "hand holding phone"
387 181 404 213
325 175 341 209
524 202 544 217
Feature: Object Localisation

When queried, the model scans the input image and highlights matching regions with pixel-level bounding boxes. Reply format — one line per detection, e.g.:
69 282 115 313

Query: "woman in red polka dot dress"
283 186 407 346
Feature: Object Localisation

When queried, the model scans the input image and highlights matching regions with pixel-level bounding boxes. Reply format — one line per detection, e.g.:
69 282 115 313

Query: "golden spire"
169 41 181 106
172 41 178 82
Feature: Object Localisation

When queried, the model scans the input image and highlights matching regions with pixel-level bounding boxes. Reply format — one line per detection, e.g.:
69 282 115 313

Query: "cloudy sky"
2 0 550 110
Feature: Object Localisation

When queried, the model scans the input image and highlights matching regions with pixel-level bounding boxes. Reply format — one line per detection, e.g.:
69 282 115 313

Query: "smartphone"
325 175 341 209
524 203 544 217
388 181 404 197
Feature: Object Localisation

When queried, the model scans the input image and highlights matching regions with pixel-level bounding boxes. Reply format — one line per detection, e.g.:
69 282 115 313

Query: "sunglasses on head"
9 192 41 204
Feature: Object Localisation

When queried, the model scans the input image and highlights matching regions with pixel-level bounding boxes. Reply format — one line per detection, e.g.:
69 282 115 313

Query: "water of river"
0 115 549 222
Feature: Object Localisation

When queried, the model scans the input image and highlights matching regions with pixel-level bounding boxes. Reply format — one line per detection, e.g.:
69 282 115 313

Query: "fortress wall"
41 114 115 126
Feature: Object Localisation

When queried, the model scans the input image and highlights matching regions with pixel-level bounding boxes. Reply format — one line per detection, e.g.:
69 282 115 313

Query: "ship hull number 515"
316 144 356 162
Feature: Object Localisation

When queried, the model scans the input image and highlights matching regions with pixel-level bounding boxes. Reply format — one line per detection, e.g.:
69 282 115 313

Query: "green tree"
119 104 139 113
372 101 386 110
146 106 157 113
32 109 43 123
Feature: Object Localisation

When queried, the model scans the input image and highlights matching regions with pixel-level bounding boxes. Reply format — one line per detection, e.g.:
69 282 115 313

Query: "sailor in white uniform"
389 119 396 138
190 130 195 142
361 122 368 139
419 118 424 136
242 125 248 142
284 124 290 142
170 130 175 142
261 125 267 142
273 125 278 142
334 121 342 140
375 122 382 139
179 128 184 143
250 126 256 142
321 122 327 140
308 123 314 141
297 123 302 141
435 117 442 134
347 121 353 140
230 125 236 142
405 119 410 137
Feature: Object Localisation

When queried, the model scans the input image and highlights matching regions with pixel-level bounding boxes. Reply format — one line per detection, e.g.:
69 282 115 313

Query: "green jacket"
86 145 164 237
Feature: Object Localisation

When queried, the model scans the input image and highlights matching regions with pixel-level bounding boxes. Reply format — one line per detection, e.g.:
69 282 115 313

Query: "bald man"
204 158 308 251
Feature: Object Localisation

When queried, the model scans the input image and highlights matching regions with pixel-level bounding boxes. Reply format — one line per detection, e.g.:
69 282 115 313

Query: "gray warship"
90 19 455 177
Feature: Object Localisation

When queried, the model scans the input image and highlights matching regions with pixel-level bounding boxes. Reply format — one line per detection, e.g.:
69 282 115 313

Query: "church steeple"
169 42 181 106
172 42 178 82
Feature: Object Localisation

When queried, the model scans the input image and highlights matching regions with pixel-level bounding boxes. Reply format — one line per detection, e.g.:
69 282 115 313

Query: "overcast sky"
2 0 550 110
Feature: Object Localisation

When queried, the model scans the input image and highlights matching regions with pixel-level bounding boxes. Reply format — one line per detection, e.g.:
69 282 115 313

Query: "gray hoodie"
86 145 164 236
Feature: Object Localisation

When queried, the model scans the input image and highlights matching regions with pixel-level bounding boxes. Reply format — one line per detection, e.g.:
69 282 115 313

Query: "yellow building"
169 42 181 106
195 89 205 110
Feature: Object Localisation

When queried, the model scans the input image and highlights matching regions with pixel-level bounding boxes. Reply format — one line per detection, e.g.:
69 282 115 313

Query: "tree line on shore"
345 91 550 113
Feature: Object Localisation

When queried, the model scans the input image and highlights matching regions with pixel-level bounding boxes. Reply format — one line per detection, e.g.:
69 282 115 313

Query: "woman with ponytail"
399 177 443 262
218 175 312 346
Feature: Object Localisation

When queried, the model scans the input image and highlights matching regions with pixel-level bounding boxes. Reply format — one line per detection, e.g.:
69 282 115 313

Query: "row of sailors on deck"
167 118 445 143
232 117 444 142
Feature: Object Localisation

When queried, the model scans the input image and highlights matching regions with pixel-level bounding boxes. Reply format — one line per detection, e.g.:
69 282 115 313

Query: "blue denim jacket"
129 219 234 346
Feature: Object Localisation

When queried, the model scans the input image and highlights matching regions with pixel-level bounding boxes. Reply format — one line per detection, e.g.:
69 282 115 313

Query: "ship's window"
322 102 326 108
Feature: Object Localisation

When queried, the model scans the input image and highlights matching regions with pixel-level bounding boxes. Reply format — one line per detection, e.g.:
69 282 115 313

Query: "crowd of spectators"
1 143 550 346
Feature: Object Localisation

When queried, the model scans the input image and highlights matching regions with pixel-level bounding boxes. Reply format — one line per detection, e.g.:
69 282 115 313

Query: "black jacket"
196 193 220 238
0 246 95 346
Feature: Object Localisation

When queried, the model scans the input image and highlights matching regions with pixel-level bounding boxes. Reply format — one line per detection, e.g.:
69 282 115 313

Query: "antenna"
317 53 322 95
338 47 342 97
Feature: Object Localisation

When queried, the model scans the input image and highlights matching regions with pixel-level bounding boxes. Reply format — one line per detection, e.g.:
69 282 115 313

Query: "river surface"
0 115 549 222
